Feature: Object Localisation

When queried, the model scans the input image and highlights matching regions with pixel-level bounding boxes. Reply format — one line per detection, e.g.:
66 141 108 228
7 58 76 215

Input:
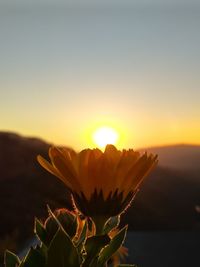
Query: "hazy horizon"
1 130 200 151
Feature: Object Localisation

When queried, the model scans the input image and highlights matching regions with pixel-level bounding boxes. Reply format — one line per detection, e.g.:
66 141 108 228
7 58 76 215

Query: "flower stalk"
92 216 109 235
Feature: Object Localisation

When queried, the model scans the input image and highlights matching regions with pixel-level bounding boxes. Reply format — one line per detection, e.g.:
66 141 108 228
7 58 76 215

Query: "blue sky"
1 0 200 4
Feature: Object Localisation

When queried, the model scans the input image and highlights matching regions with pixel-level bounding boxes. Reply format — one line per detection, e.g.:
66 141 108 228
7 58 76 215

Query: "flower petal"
113 150 140 192
49 147 82 192
104 144 121 166
37 155 71 188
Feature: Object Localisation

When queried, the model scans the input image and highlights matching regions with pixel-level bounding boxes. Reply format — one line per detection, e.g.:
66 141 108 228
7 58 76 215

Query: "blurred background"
0 0 200 266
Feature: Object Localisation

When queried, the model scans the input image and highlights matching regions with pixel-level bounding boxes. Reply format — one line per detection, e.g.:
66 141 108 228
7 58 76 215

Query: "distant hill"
0 132 50 180
0 132 73 258
140 144 200 171
0 131 200 259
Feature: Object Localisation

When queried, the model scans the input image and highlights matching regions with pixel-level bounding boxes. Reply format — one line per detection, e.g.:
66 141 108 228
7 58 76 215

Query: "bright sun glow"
93 126 119 148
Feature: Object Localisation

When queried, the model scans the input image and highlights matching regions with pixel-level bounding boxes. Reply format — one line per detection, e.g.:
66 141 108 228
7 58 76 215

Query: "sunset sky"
0 0 200 150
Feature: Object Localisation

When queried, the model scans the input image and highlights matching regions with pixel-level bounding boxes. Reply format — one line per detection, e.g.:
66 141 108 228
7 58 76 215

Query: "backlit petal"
37 155 71 188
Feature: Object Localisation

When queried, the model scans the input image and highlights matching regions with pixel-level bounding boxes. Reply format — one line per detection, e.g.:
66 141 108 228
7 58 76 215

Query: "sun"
92 126 119 148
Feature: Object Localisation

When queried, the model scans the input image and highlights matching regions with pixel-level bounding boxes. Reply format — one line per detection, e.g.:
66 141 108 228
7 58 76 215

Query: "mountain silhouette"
142 144 200 170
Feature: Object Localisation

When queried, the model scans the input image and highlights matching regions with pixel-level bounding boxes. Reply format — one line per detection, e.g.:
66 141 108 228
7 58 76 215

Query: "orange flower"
37 145 157 218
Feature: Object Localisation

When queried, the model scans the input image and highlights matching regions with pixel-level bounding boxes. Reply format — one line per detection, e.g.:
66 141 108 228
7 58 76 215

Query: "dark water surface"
125 231 200 267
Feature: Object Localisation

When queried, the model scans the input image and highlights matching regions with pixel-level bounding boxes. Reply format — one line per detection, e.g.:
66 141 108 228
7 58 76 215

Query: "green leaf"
20 246 46 267
82 235 110 267
103 216 120 234
4 250 20 267
34 218 48 246
47 227 80 267
98 225 128 266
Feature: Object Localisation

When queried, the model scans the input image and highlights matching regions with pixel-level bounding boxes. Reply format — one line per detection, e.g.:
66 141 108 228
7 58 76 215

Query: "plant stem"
92 216 109 235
